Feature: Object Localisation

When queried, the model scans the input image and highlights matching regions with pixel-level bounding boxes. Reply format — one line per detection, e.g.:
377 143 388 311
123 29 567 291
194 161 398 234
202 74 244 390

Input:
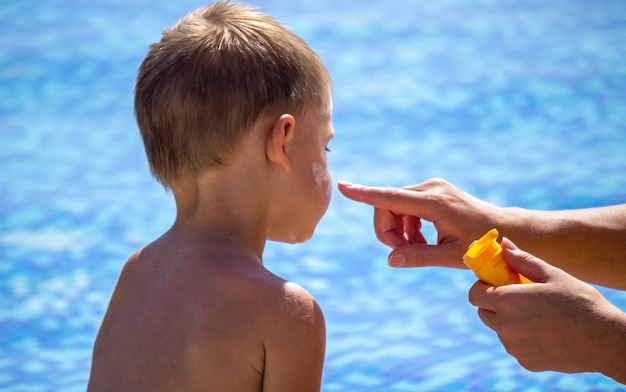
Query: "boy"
87 2 334 391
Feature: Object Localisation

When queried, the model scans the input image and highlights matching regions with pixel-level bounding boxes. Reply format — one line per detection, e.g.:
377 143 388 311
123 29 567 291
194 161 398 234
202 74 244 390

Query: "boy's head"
135 1 332 186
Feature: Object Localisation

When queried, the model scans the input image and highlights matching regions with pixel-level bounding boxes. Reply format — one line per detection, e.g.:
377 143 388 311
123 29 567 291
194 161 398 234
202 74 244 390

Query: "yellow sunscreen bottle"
463 228 533 286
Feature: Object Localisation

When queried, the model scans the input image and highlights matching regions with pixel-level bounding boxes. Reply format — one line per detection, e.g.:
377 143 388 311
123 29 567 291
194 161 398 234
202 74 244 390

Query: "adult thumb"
501 237 553 283
388 242 466 269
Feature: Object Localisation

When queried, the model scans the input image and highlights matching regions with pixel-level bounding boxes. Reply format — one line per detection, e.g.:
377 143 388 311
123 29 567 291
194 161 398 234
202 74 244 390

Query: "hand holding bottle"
468 238 626 382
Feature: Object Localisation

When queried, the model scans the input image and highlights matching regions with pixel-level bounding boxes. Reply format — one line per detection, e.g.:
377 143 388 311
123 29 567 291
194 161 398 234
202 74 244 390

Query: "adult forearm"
496 204 626 289
598 307 626 384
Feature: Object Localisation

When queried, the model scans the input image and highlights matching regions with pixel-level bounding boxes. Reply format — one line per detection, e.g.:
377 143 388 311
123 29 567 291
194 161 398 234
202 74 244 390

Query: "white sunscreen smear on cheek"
312 162 331 202
312 162 329 188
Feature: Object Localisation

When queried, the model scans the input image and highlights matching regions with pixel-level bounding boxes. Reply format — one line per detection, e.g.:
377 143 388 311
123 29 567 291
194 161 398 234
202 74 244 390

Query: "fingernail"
501 237 518 251
337 180 359 188
389 254 406 267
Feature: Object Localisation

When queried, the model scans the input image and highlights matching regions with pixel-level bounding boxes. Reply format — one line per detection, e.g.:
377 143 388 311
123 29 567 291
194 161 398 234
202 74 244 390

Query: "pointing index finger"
337 181 439 221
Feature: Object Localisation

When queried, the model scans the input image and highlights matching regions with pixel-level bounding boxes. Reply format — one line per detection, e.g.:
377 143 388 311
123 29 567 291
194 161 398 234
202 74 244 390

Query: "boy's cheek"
312 162 332 201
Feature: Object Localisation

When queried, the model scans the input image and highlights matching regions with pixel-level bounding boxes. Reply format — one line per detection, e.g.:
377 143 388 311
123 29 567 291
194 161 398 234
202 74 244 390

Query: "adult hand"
337 178 504 269
468 238 626 382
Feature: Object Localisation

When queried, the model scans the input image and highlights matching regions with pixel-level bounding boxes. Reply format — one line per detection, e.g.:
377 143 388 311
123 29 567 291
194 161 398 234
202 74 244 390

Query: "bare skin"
337 178 626 383
470 238 626 384
88 237 325 391
88 106 334 391
337 178 626 289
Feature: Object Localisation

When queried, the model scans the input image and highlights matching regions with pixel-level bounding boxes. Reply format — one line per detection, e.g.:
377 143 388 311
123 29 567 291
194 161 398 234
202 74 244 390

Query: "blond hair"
135 2 331 186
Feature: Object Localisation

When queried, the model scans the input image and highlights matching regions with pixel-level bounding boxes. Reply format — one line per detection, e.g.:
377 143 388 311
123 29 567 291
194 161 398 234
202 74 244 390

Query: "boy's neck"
169 165 271 261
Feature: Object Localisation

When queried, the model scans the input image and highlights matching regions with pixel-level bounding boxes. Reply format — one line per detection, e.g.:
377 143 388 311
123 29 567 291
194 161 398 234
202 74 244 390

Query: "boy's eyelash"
325 147 334 153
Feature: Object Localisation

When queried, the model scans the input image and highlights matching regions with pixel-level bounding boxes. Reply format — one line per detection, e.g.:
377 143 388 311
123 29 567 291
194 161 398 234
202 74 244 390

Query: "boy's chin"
268 231 314 245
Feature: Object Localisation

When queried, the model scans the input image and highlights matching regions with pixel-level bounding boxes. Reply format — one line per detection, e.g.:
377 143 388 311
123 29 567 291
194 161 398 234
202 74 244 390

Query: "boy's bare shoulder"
271 280 324 321
101 248 143 307
251 272 326 391
253 271 325 340
247 268 323 321
219 260 325 343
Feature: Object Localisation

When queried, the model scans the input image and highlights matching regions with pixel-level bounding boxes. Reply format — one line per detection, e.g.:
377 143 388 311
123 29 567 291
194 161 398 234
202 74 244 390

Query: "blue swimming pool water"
2 0 626 390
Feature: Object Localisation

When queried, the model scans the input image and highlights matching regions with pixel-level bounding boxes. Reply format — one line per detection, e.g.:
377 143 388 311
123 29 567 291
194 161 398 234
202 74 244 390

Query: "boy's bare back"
88 232 325 391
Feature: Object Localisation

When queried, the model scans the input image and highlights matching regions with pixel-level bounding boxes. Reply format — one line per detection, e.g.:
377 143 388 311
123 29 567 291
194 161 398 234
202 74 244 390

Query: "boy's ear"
265 114 295 173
